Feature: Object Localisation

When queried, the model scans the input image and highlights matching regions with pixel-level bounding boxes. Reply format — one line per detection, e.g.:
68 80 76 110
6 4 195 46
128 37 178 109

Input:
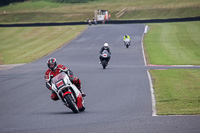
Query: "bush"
0 0 28 6
45 0 97 3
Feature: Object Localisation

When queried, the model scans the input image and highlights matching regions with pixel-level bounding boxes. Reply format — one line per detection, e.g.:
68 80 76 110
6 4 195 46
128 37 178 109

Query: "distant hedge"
45 0 97 3
0 0 26 6
0 0 97 6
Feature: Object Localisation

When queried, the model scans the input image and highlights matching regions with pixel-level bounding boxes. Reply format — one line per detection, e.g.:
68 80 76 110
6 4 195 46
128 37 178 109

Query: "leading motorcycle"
51 72 85 113
124 38 131 48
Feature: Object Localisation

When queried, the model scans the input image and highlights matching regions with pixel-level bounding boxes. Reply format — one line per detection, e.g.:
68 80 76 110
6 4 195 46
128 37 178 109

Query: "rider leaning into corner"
99 43 111 64
44 58 86 101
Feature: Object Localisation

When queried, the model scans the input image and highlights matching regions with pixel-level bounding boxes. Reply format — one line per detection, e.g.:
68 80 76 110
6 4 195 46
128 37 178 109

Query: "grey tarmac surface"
0 24 199 133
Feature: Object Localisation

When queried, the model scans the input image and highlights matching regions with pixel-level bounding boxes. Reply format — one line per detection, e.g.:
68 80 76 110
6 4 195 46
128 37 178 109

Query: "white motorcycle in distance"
100 50 111 69
124 38 131 48
51 72 85 113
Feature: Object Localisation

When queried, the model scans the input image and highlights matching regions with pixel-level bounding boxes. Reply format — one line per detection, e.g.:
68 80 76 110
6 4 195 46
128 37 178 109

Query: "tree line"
0 0 97 6
0 0 26 6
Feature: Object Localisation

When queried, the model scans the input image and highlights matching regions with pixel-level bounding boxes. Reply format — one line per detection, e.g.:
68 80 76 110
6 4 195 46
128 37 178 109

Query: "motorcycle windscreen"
52 72 66 84
102 50 108 54
51 72 67 89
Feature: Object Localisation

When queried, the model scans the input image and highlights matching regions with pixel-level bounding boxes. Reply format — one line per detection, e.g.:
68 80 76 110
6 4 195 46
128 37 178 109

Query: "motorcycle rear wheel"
64 94 79 113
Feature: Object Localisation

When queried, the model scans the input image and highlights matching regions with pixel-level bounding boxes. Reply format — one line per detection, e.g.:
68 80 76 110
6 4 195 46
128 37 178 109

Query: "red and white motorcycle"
51 72 85 113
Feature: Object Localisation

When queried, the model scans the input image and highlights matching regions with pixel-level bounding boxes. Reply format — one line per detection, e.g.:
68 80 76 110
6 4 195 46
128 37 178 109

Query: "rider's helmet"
125 34 128 38
104 43 109 48
47 58 57 71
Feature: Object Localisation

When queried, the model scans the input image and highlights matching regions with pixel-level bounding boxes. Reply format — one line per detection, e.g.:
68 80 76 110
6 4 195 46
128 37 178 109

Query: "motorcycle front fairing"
51 72 84 109
101 50 110 58
51 73 70 103
124 38 130 45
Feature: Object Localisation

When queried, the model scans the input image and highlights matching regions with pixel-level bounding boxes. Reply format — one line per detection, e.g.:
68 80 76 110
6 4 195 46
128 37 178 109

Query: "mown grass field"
149 69 200 115
0 0 199 23
144 21 200 65
0 25 86 64
145 21 200 115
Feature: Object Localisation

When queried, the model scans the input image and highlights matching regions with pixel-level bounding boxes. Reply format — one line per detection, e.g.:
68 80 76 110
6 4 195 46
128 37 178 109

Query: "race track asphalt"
0 24 199 133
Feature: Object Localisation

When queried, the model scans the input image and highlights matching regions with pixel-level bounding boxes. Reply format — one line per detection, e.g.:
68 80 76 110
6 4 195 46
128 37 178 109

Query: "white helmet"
104 43 109 47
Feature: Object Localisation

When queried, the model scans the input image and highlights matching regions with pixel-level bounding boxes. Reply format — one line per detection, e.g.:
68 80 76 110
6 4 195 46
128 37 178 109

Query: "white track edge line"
142 25 148 66
142 25 157 116
147 70 157 116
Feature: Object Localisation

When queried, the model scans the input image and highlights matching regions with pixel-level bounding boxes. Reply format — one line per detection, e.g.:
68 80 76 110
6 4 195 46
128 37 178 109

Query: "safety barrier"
0 16 199 27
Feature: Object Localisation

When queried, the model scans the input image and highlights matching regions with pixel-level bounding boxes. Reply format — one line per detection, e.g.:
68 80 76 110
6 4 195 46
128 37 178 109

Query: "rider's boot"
74 77 86 97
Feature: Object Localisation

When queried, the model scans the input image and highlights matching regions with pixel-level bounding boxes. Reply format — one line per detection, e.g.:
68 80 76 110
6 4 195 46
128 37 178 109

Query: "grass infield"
145 21 200 115
0 25 86 64
144 21 200 65
149 69 200 115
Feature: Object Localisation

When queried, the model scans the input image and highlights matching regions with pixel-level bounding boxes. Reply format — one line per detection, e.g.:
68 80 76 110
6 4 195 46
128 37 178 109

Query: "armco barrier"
0 21 87 27
0 16 200 27
105 16 200 24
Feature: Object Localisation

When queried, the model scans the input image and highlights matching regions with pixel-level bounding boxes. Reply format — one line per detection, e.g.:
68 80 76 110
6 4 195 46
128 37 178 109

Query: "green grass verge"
149 69 200 115
144 21 200 65
0 25 87 64
122 7 200 20
0 0 199 23
145 21 200 115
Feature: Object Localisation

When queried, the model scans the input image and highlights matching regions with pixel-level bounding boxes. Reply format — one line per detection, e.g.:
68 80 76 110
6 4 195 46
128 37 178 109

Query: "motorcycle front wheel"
102 60 107 69
64 94 79 113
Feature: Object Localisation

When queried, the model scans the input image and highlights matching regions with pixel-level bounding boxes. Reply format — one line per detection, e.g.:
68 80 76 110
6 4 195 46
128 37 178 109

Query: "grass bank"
149 69 200 115
144 21 200 115
0 0 199 23
0 25 86 64
144 21 200 65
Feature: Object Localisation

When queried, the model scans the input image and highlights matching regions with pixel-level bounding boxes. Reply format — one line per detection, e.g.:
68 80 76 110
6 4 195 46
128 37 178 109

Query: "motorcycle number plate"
56 80 65 89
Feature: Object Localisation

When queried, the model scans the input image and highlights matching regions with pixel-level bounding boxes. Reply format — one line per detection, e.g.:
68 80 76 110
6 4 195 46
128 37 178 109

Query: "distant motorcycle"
100 50 111 69
124 38 131 48
51 72 85 113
